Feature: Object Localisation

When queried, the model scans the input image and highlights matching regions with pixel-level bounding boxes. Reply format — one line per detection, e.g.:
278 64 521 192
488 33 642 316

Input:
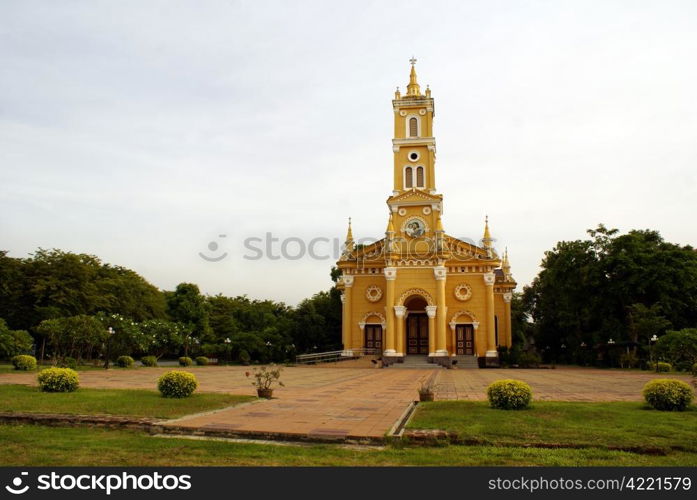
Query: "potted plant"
418 379 437 402
246 365 284 398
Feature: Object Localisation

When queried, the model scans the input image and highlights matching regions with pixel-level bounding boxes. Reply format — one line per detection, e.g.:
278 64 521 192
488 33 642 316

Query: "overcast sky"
1 0 696 305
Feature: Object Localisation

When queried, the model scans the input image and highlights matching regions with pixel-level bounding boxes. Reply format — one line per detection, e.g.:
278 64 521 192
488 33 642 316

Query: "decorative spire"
436 214 444 232
482 215 492 247
502 247 513 281
406 56 421 96
386 213 395 233
345 217 354 244
395 86 401 99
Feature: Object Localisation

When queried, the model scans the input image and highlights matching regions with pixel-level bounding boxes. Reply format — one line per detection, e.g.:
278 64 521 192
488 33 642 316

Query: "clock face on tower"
404 218 426 238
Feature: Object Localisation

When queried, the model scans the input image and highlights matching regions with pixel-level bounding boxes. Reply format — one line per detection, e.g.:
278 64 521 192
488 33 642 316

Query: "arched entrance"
405 296 429 355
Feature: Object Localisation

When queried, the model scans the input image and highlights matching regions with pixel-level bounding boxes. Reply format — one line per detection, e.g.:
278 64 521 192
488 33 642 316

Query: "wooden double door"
455 324 475 355
406 313 429 355
364 325 382 351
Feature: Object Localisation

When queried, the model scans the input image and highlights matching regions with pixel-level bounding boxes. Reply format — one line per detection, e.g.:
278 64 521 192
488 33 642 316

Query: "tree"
140 319 184 358
36 315 106 363
0 318 33 359
166 283 211 350
655 329 697 370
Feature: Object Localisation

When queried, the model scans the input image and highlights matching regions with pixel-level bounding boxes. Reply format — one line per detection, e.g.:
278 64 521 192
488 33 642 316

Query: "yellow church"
336 60 516 367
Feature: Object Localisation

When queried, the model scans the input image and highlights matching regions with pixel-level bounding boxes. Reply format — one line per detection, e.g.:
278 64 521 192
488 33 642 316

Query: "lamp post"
649 334 658 371
224 337 231 363
104 327 115 369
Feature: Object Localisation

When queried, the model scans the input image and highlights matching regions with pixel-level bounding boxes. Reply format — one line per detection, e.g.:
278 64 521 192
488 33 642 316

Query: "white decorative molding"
399 110 407 116
365 285 383 303
433 265 447 281
392 145 400 153
408 150 420 162
398 208 407 216
425 305 437 318
419 109 426 115
361 311 386 329
450 310 478 324
398 288 435 306
483 272 496 286
472 321 480 330
454 283 473 301
503 292 513 303
358 321 366 330
422 206 431 215
384 267 397 281
394 305 406 318
405 114 421 137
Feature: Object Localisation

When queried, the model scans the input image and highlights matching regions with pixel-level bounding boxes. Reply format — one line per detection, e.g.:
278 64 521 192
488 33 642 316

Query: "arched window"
405 167 413 188
409 117 418 137
416 166 424 187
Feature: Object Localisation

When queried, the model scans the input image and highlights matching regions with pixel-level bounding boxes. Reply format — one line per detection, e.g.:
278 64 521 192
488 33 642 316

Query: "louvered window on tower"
405 167 413 188
416 166 424 187
409 117 418 137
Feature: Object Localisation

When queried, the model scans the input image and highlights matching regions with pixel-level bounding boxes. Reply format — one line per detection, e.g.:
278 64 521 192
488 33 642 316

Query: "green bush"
60 357 78 369
487 379 533 410
141 356 158 367
238 350 251 365
642 379 694 411
195 356 209 366
619 351 638 369
518 351 541 368
692 362 697 376
37 367 79 392
656 362 672 373
157 370 198 398
178 356 193 366
11 355 37 371
116 355 134 368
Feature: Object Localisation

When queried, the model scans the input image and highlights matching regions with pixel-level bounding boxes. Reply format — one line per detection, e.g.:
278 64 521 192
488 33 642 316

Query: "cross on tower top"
409 56 417 66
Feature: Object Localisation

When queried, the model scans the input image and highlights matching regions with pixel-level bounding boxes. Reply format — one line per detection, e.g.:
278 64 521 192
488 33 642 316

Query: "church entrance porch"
406 314 428 355
455 324 475 355
364 325 383 351
404 296 430 356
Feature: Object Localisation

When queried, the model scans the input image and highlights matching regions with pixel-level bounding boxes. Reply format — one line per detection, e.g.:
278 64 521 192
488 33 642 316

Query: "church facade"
336 61 516 366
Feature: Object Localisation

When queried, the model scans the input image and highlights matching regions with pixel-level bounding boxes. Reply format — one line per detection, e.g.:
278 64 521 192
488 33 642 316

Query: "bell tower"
392 57 436 195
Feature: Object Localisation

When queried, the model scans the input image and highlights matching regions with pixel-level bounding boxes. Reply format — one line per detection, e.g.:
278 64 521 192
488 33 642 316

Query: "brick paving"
1 365 692 441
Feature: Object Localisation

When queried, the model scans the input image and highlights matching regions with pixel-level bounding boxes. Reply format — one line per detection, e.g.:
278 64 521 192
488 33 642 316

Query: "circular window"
408 151 420 162
454 283 473 302
365 285 383 303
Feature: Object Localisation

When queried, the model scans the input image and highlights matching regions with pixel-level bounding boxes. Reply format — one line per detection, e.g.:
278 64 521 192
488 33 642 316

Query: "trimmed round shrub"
691 362 697 376
116 355 134 368
643 379 694 411
239 350 251 365
60 357 78 369
178 356 193 367
141 356 158 367
195 356 209 366
37 367 79 393
656 362 672 373
487 379 533 410
157 370 198 398
11 355 37 371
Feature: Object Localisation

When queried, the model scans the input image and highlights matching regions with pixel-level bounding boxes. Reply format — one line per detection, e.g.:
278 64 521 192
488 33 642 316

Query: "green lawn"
0 424 694 466
0 384 253 419
408 401 697 454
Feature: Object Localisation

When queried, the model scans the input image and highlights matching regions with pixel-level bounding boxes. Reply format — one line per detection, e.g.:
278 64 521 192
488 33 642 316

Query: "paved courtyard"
1 366 692 441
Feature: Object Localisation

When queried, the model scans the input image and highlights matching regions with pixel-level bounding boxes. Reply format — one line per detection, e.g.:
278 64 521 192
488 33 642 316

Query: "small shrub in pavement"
178 356 193 367
116 355 134 368
11 355 37 371
487 379 533 410
141 356 158 367
37 367 80 393
195 356 209 366
158 370 198 398
642 379 694 411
